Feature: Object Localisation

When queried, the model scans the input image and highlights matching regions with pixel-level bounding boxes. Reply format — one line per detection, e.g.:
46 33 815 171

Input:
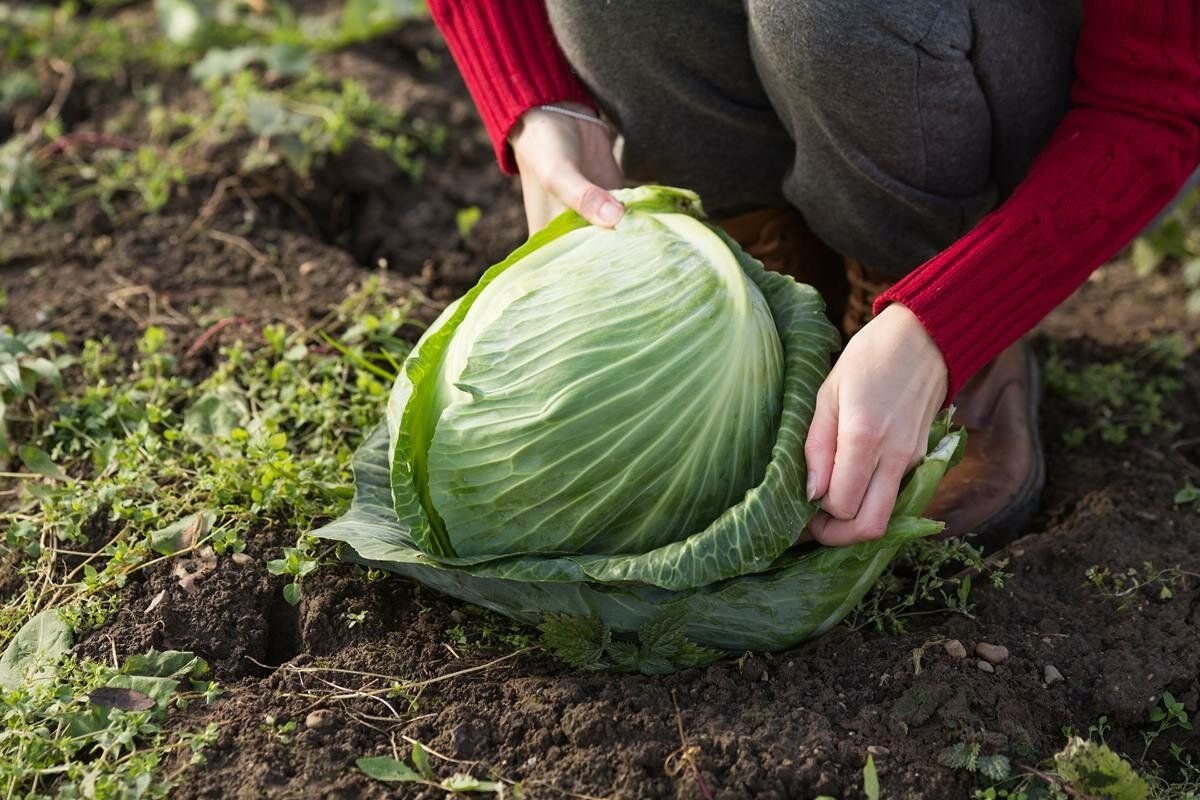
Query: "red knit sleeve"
876 0 1200 399
428 0 596 173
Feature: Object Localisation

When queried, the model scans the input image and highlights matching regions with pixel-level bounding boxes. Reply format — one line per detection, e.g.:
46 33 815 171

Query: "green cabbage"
314 185 962 672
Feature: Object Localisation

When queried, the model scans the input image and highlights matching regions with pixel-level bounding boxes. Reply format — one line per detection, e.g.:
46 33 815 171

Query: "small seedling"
357 741 506 795
1085 562 1194 610
344 610 369 629
1142 691 1193 760
1175 481 1200 511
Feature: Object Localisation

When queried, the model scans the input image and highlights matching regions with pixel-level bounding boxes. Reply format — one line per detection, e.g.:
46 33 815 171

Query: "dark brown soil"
4 15 1199 800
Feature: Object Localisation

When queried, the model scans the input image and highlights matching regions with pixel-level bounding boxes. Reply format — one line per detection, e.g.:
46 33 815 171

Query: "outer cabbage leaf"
313 423 952 661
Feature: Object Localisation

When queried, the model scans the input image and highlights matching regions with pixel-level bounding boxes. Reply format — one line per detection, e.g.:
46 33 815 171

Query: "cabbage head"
315 186 962 673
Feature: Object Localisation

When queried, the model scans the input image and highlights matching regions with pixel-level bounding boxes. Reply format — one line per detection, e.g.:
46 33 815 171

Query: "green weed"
0 1 442 224
1043 338 1184 447
1131 188 1200 314
1085 562 1196 611
849 537 1010 635
0 648 220 798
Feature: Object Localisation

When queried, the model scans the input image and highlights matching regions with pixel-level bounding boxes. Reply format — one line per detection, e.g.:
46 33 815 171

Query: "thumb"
541 160 624 228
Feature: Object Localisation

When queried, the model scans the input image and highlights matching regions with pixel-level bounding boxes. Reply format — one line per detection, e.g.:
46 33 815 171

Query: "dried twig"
665 689 714 800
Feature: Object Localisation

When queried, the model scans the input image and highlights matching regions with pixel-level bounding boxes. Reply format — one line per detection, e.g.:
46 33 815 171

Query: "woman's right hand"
509 102 625 234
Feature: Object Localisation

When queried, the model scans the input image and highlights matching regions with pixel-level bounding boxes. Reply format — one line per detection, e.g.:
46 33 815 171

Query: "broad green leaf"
183 383 246 437
1131 238 1163 277
20 356 62 388
863 754 880 800
122 649 207 679
150 512 214 555
411 742 433 780
282 582 301 606
1053 737 1148 800
245 97 306 139
441 774 502 793
0 356 23 394
0 609 72 689
105 674 180 706
356 756 423 783
87 687 156 712
455 206 481 239
154 0 211 45
18 445 67 481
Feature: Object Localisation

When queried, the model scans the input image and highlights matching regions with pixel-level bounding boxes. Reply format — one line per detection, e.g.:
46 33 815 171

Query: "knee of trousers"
747 0 975 109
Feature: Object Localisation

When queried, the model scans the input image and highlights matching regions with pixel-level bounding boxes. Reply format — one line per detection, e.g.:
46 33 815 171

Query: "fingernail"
806 475 818 501
598 200 623 227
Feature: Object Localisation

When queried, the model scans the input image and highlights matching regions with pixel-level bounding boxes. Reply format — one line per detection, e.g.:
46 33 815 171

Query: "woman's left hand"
804 304 948 545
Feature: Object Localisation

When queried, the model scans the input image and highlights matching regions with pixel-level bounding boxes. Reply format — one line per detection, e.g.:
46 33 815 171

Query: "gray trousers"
546 0 1083 276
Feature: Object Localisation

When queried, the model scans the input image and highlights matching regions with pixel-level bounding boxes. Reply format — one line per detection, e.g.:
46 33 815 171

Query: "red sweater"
429 1 1200 397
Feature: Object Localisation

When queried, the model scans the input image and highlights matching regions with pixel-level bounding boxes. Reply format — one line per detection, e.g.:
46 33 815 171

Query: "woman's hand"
509 102 625 234
805 304 948 545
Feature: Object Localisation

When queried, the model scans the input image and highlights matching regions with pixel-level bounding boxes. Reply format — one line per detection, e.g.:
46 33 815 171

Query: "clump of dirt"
5 15 1200 800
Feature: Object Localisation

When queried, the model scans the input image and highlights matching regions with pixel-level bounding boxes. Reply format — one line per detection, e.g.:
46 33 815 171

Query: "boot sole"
967 343 1046 554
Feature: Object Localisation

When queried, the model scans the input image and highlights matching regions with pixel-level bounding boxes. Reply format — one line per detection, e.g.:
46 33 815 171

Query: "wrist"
880 303 948 393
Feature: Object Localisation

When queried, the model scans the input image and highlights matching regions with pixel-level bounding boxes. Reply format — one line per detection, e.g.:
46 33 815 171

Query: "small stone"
975 642 1009 665
943 639 967 659
305 710 336 730
1044 664 1065 685
976 659 995 673
231 552 253 566
867 745 890 756
449 609 467 624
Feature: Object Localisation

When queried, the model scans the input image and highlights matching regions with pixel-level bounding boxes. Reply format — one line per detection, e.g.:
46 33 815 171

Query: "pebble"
1044 664 1065 685
943 639 967 659
231 552 253 566
305 710 336 730
975 642 1009 665
867 745 890 756
976 660 995 673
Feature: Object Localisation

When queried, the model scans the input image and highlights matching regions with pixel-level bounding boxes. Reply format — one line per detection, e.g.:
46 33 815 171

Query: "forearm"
427 0 595 173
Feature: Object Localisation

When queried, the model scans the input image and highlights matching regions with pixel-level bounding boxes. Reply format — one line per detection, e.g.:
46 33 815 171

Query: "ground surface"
2 11 1199 800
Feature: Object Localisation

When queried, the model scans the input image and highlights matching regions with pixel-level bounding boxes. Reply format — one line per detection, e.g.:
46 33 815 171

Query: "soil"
3 15 1199 800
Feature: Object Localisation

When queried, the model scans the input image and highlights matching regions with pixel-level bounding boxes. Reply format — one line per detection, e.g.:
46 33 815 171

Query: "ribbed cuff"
429 0 596 173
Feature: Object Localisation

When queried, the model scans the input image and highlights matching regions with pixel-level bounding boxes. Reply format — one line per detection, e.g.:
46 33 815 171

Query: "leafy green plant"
1043 338 1184 446
1085 563 1195 611
0 326 72 458
849 537 1009 633
1130 187 1200 314
1142 692 1193 761
0 640 219 799
1174 481 1200 511
315 186 966 672
357 741 506 795
941 741 1014 783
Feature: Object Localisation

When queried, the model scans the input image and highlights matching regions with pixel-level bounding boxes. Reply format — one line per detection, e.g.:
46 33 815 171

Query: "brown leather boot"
716 208 849 325
842 258 1045 550
843 258 895 336
923 341 1045 550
